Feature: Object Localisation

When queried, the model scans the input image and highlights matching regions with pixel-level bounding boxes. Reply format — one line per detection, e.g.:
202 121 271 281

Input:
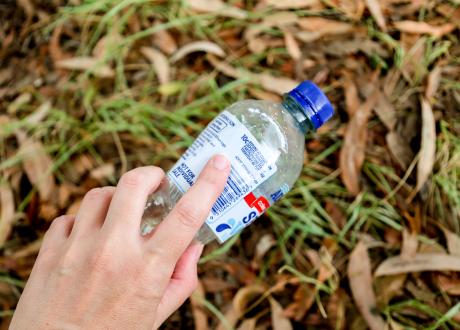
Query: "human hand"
10 155 230 329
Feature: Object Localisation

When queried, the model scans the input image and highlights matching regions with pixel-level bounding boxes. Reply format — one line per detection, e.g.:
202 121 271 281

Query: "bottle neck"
281 95 314 135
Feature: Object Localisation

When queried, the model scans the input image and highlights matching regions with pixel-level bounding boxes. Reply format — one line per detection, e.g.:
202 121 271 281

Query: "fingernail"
191 243 204 263
212 154 230 170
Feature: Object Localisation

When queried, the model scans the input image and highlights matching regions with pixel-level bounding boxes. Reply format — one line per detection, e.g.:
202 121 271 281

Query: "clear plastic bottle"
141 81 334 244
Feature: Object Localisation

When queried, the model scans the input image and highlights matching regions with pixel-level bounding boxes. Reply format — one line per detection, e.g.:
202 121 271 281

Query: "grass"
1 0 460 328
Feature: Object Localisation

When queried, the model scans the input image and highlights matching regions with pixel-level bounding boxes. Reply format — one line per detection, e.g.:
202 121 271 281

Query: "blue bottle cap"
287 81 334 130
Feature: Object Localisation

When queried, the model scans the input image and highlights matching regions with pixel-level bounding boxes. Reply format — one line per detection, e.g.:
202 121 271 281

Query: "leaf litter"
2 1 460 329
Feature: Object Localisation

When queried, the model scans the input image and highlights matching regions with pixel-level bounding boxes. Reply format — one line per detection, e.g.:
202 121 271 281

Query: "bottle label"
167 111 277 243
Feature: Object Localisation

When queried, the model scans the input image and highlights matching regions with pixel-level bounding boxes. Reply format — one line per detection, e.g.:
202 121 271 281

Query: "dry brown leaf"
328 0 365 20
265 0 319 9
216 305 240 330
269 297 293 330
0 183 15 247
141 47 170 85
414 98 436 194
375 274 407 306
186 0 247 19
255 234 276 260
340 89 380 195
441 227 460 256
386 131 413 170
7 93 32 114
284 284 315 321
90 164 115 181
284 32 301 61
365 0 387 31
93 33 124 60
190 281 208 330
237 318 257 330
171 41 225 63
11 239 42 259
374 91 396 131
393 21 455 37
375 253 460 276
56 57 114 78
257 74 298 95
390 320 405 330
401 229 418 260
342 72 360 117
16 131 55 201
426 67 442 100
298 17 353 35
348 241 386 330
434 274 460 296
24 101 51 125
233 285 266 315
152 30 177 55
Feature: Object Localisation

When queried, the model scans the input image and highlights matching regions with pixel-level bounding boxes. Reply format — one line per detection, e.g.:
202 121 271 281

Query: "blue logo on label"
216 218 236 232
270 183 290 202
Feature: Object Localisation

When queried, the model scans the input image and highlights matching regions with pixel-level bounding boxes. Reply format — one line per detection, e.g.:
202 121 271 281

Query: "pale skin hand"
10 155 230 330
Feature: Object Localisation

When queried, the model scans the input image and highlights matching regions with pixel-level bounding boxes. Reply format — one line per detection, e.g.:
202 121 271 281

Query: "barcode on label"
211 167 249 217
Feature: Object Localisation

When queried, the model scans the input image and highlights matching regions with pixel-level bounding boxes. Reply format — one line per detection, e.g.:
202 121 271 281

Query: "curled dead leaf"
171 41 225 63
90 164 115 181
413 98 436 195
393 21 455 37
16 130 56 202
24 101 51 125
348 241 386 330
298 17 353 36
141 47 170 85
284 32 301 61
264 0 319 9
56 57 114 78
190 281 208 330
153 29 177 55
0 183 15 247
440 226 460 256
340 89 380 195
426 67 442 100
186 0 248 19
269 297 292 330
364 0 387 31
375 253 460 276
386 131 413 170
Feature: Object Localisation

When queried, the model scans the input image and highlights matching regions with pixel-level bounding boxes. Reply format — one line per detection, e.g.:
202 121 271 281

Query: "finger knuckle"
175 200 205 230
49 215 72 230
120 169 145 188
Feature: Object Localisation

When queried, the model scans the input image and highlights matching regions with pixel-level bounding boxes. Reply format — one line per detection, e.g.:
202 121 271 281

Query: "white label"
167 111 276 243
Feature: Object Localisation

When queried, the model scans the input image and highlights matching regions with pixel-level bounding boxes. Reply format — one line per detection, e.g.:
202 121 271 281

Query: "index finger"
145 154 230 263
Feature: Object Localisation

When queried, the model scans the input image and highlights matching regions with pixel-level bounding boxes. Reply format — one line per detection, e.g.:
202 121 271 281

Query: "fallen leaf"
89 163 115 181
375 274 407 306
375 253 460 276
401 229 418 260
7 93 32 114
425 66 442 100
257 73 298 95
284 284 315 321
39 203 58 221
264 0 320 9
434 274 460 296
24 101 51 125
190 281 208 330
386 131 413 170
340 89 380 195
414 98 436 195
440 227 460 256
216 305 240 330
152 29 177 55
269 297 293 330
393 21 455 37
11 239 42 259
374 92 396 131
16 130 55 202
255 234 276 261
141 47 170 85
207 54 298 95
390 319 405 330
170 41 225 63
233 285 266 316
365 0 387 31
284 32 301 61
186 0 248 19
326 290 347 330
298 17 353 35
0 183 15 247
347 241 386 330
56 57 114 78
327 0 365 20
93 33 123 60
237 318 257 330
342 72 360 117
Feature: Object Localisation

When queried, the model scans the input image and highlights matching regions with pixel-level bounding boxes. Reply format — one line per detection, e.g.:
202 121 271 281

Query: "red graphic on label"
244 193 270 213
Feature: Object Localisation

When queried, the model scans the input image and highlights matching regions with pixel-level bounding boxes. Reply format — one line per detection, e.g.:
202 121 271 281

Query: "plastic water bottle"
141 81 334 244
